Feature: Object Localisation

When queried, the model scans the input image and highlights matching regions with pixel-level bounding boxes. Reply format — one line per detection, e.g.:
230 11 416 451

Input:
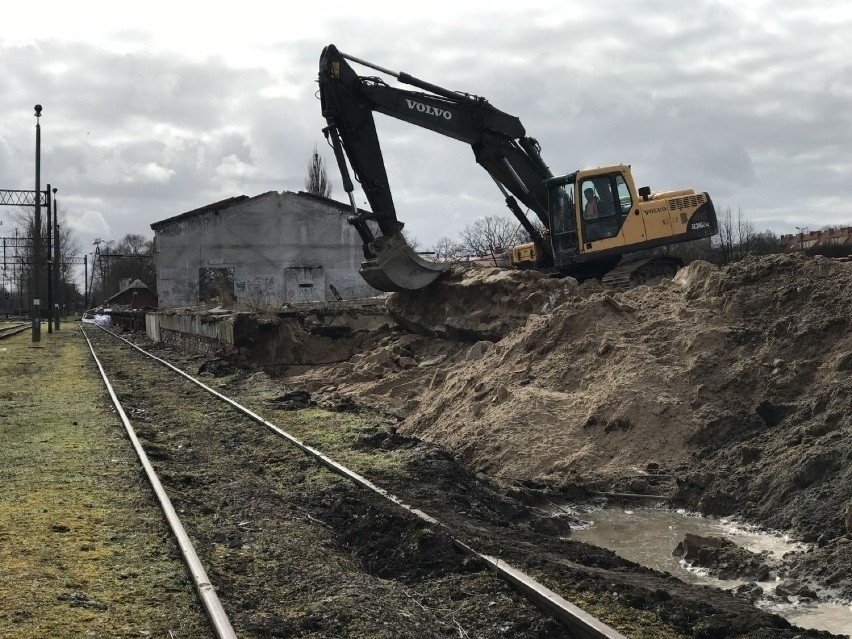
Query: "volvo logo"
405 99 453 120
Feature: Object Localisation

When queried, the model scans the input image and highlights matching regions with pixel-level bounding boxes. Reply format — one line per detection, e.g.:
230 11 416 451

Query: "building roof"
779 226 852 248
150 195 250 230
293 190 360 214
150 191 362 231
107 279 153 303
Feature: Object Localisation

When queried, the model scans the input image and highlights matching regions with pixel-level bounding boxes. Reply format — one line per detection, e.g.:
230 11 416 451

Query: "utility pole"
32 105 42 342
90 241 102 307
53 187 60 329
17 228 22 314
46 184 52 334
84 254 88 310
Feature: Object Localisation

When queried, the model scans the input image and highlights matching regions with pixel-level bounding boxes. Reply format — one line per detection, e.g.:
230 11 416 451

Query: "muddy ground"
100 328 836 639
4 255 849 638
203 254 852 609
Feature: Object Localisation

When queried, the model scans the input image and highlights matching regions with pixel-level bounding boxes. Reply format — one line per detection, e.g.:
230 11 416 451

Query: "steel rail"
0 323 30 339
93 325 627 639
80 327 237 639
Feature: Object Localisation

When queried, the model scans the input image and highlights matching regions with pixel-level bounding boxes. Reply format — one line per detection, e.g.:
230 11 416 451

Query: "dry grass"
0 329 209 638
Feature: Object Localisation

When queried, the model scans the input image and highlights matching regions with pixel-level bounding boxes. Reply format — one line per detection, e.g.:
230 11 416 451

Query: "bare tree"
433 236 464 261
92 233 156 301
736 208 756 257
712 205 787 264
667 237 715 264
715 205 756 264
304 144 332 198
715 205 736 264
5 204 85 314
400 228 421 251
116 233 148 255
56 211 83 312
459 215 517 265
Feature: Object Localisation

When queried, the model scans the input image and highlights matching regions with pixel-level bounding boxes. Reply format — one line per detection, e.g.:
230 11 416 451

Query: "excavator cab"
517 165 718 282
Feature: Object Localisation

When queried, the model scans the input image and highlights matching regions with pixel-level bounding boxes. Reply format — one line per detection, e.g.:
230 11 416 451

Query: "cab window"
581 181 600 220
615 174 632 214
581 175 622 242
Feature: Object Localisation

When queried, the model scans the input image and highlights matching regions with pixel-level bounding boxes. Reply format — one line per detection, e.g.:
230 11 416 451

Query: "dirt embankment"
398 257 850 538
273 254 851 598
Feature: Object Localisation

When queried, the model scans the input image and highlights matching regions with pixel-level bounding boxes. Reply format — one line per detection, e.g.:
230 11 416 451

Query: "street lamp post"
84 254 88 310
32 105 42 342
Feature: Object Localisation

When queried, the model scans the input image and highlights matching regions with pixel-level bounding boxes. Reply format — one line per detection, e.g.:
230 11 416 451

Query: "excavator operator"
583 188 599 219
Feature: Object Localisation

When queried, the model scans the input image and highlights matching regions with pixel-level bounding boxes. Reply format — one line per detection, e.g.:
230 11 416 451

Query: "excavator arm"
318 44 554 291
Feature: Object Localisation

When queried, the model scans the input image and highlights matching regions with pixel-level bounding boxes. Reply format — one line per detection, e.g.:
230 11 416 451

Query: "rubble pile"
389 255 850 539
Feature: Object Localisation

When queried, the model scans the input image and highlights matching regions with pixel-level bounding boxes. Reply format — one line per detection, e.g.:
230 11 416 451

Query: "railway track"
0 322 30 340
81 325 626 639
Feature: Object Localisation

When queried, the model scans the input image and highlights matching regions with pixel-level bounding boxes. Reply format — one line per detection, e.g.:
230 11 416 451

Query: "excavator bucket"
359 233 450 292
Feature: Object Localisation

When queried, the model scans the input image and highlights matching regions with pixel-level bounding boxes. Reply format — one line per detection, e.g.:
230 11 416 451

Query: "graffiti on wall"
198 267 235 303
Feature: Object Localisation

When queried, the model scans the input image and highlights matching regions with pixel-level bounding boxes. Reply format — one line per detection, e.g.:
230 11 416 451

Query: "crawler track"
82 325 618 638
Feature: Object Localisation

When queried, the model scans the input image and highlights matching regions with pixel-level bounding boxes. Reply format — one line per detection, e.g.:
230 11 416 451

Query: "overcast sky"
2 0 851 276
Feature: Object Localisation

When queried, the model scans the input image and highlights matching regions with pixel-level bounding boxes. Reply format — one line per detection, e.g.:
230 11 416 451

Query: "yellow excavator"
318 45 718 291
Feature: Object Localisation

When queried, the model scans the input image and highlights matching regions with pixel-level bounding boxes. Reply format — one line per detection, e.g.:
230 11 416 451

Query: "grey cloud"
2 1 851 273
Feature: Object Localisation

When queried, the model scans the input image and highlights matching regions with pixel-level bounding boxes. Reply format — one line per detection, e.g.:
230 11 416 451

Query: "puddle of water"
569 506 852 636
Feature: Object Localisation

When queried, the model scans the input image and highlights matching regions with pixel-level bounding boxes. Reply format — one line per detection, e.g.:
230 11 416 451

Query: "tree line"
1 205 82 316
1 202 155 316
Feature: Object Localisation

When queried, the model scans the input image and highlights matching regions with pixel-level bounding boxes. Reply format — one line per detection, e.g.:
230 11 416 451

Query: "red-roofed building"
779 227 852 251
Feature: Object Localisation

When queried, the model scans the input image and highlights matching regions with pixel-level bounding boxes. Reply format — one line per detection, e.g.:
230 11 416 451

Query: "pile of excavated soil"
408 255 851 536
286 255 851 546
387 265 578 341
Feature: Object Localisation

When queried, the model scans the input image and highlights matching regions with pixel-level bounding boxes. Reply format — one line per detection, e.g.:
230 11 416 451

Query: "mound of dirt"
778 535 852 599
393 254 851 542
387 265 578 341
672 533 772 581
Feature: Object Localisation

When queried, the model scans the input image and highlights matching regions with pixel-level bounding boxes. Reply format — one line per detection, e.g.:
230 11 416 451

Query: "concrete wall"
153 192 378 308
147 311 235 355
145 302 389 364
